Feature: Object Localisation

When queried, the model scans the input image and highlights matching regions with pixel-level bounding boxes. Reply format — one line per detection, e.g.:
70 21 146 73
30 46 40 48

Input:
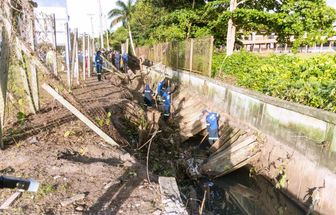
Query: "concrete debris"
0 191 22 210
152 209 162 215
53 175 61 180
60 193 86 207
120 153 136 163
75 205 85 212
159 177 188 215
27 136 38 144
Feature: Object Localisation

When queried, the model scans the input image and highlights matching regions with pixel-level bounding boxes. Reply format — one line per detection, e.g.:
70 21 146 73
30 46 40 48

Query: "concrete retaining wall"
148 64 336 214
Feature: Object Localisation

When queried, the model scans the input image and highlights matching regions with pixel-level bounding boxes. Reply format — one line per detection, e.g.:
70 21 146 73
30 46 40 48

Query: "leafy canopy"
109 0 336 48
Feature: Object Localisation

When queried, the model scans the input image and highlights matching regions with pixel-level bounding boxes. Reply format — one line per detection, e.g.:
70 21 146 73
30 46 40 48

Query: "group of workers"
143 77 220 146
95 49 220 146
105 50 129 73
94 49 130 81
143 78 171 118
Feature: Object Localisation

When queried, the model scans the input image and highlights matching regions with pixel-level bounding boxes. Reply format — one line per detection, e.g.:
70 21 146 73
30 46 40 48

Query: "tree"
206 0 336 55
110 26 129 49
108 0 137 56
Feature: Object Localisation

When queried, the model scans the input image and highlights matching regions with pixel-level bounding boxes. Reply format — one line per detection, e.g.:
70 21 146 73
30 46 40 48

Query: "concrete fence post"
189 39 193 72
82 33 86 80
28 10 40 111
208 36 214 77
87 35 91 77
51 14 58 76
64 23 71 88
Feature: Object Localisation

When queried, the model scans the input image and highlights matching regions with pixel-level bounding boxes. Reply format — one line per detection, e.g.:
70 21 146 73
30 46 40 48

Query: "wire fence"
136 36 214 77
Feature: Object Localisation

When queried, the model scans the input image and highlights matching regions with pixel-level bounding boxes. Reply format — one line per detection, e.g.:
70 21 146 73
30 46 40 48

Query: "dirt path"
0 74 162 214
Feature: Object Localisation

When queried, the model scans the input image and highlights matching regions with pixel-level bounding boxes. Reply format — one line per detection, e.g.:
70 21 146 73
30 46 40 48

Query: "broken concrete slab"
0 191 22 210
158 177 188 215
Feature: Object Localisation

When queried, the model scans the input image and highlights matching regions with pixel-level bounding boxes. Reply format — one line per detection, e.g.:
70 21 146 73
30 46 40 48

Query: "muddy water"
178 137 305 215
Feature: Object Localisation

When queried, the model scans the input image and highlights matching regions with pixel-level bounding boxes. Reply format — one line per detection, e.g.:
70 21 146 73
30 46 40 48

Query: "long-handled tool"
0 175 39 192
199 133 208 145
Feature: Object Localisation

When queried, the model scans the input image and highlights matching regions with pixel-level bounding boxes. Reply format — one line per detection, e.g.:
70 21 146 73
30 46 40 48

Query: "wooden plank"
214 133 250 156
209 135 257 162
221 128 240 143
209 126 233 152
60 193 86 207
214 153 260 178
42 84 118 146
158 177 188 215
201 140 259 176
221 130 246 147
220 133 249 153
209 127 239 153
0 191 22 209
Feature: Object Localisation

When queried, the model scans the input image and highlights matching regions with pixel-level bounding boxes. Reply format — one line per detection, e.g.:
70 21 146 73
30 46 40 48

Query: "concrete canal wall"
147 64 336 214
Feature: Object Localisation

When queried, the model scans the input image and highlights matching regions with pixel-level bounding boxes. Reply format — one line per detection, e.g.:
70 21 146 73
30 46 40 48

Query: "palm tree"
108 0 136 56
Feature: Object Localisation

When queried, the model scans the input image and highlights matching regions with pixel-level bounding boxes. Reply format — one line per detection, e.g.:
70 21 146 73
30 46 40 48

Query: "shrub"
212 51 336 112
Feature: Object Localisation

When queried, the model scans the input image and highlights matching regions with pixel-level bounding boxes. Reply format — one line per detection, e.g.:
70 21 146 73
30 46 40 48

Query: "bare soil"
0 73 162 214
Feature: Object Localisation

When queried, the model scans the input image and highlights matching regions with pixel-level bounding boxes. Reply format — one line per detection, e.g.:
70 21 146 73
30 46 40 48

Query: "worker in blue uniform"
162 87 171 119
122 52 129 73
95 50 103 81
144 82 154 107
115 51 121 70
157 79 166 97
202 110 220 145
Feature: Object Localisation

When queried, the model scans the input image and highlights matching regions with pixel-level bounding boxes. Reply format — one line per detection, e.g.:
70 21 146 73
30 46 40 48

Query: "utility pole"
87 13 95 36
98 0 104 49
104 15 110 50
226 0 237 56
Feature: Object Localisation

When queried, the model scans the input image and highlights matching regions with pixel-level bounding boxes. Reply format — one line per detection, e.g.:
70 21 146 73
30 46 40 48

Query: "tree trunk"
226 0 237 56
127 24 137 57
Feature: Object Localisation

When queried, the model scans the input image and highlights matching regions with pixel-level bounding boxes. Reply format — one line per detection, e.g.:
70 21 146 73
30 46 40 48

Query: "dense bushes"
212 51 336 112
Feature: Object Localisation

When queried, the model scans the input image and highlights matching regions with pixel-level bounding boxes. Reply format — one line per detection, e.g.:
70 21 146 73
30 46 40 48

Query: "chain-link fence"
136 36 214 77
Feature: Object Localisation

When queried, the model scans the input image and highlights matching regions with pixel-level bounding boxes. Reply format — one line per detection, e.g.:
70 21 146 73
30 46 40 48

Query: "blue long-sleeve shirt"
162 91 171 106
95 54 103 67
206 112 220 130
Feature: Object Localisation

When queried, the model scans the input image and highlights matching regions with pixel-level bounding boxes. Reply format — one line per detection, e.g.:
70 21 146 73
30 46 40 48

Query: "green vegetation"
108 0 336 112
212 51 336 112
110 0 336 48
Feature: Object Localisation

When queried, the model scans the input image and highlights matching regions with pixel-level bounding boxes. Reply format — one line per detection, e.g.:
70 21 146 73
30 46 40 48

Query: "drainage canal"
106 71 306 215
